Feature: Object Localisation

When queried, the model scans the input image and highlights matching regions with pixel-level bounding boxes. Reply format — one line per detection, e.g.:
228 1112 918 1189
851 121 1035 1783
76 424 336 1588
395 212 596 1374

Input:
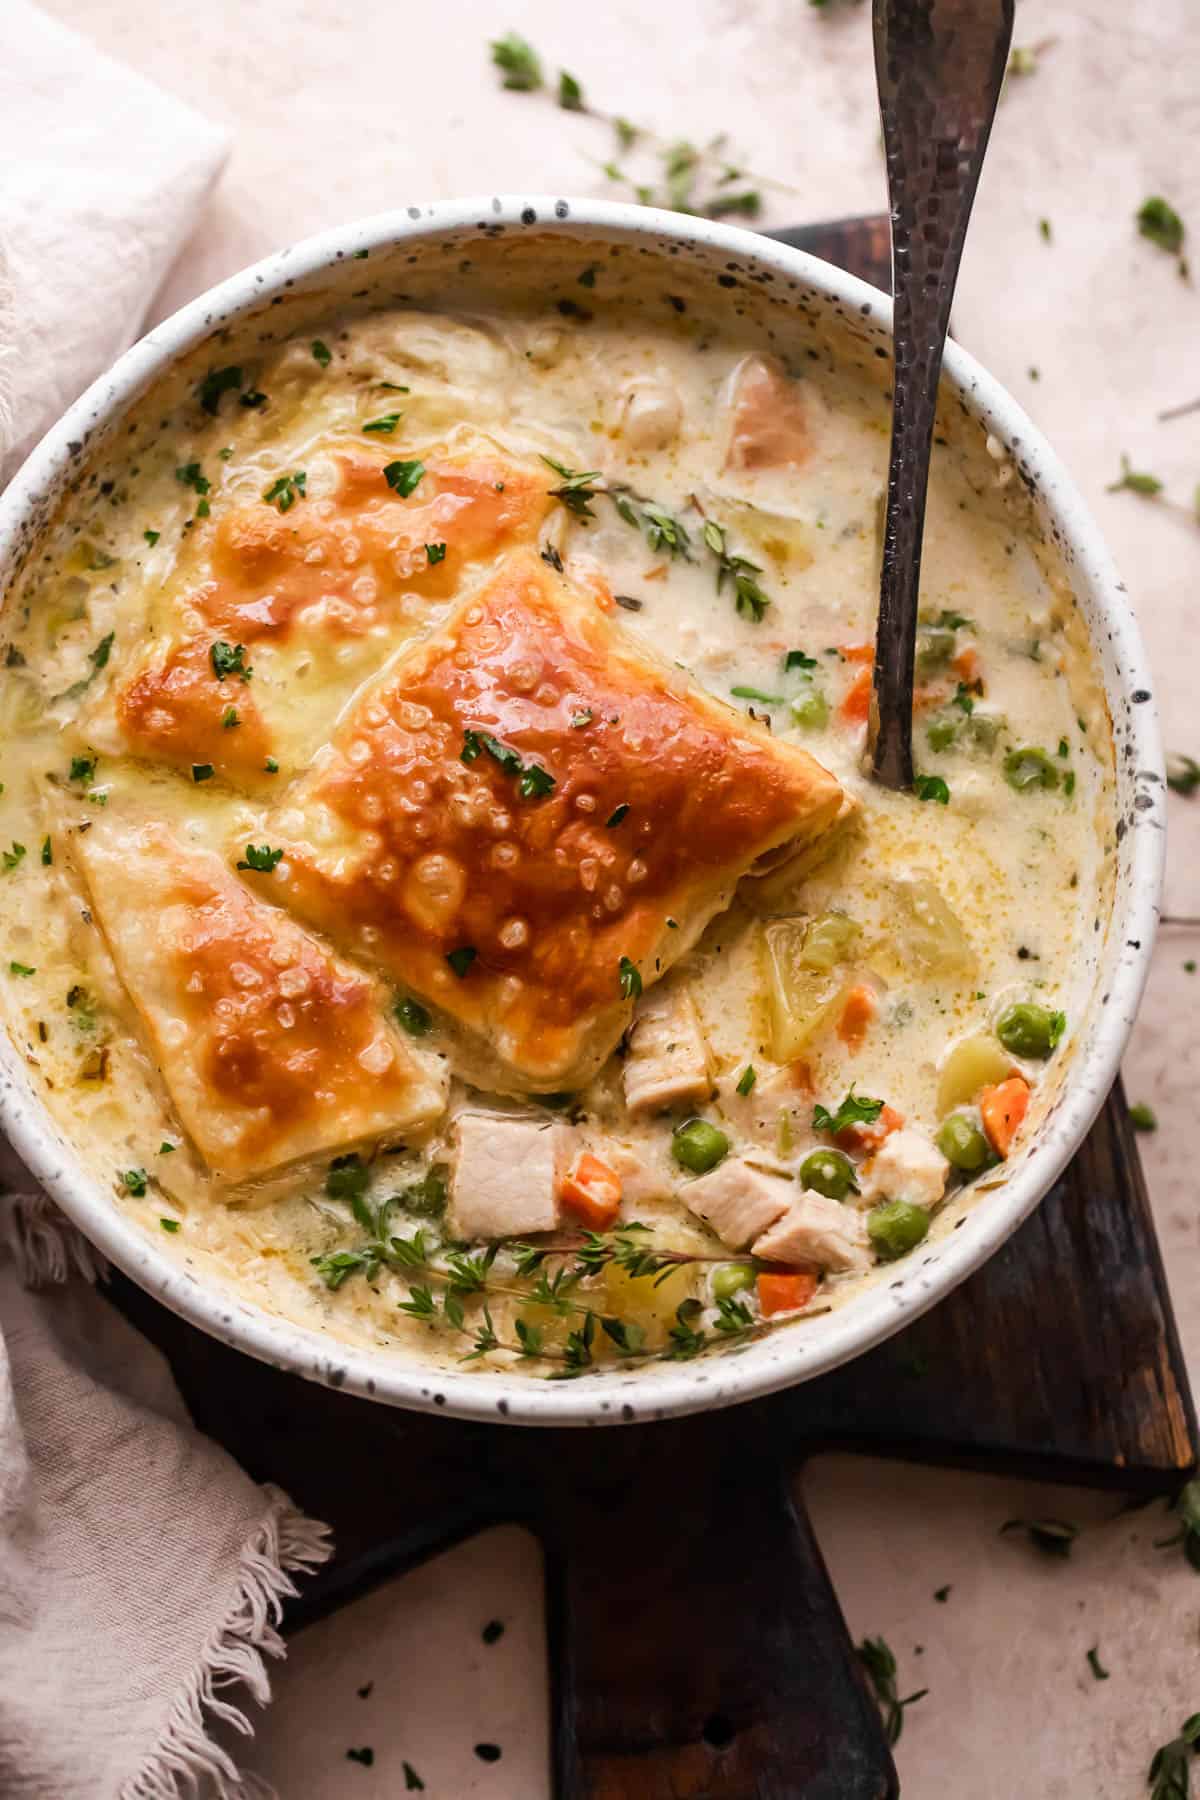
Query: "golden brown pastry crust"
74 820 447 1181
249 548 843 1088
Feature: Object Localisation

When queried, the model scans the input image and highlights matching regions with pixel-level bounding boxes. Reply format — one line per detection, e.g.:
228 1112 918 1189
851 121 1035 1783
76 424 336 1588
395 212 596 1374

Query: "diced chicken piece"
683 1157 793 1250
860 1128 949 1211
716 1062 815 1150
752 1191 870 1273
723 354 810 473
619 377 683 451
623 986 713 1115
448 1112 562 1240
605 1140 674 1206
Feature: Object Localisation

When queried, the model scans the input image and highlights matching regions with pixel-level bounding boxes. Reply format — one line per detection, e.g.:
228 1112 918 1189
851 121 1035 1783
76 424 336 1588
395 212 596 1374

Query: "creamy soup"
0 296 1113 1378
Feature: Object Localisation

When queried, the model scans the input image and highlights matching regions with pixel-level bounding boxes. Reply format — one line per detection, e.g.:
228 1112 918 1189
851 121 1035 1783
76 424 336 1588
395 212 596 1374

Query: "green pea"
1004 746 1060 792
936 1112 992 1172
790 687 829 730
916 626 956 674
799 1148 857 1201
867 1199 931 1261
995 1001 1063 1060
711 1263 755 1301
672 1117 730 1174
926 717 958 753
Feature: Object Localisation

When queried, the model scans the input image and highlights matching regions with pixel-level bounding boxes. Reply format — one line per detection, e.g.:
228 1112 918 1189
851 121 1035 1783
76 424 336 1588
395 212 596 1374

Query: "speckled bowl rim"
0 196 1164 1426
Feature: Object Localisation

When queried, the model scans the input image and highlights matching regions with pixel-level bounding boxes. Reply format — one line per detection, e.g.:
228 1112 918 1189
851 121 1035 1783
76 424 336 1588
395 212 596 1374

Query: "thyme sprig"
312 1218 813 1378
1149 1713 1200 1800
857 1636 928 1746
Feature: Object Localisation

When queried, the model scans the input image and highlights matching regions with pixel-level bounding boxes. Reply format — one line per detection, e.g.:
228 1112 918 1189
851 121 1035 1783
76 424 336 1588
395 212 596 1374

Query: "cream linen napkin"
0 10 332 1797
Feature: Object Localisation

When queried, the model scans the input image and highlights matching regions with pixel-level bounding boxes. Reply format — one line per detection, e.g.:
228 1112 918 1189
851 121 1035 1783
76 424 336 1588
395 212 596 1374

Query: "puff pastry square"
75 819 447 1181
251 548 843 1089
84 443 551 786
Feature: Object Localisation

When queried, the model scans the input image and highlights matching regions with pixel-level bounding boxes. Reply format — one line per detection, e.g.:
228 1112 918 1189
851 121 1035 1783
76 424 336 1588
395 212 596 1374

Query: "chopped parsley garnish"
191 764 214 783
460 729 555 800
160 1217 180 1232
88 633 114 675
383 459 426 497
222 706 239 729
265 757 279 773
196 497 211 519
159 1142 175 1154
69 755 96 785
197 365 244 415
122 1168 148 1196
570 708 593 728
311 339 333 368
143 529 160 546
812 1089 883 1135
210 640 252 682
1107 453 1162 496
425 541 447 564
40 837 52 866
558 69 584 110
395 996 432 1036
1167 753 1200 796
236 843 284 872
490 30 543 90
263 470 307 512
446 946 477 979
785 649 817 670
541 543 564 572
605 803 629 827
175 462 210 496
618 955 642 1000
9 961 35 977
363 412 401 433
2 842 26 873
914 774 950 804
736 1064 756 1096
1138 195 1185 257
1129 1102 1158 1132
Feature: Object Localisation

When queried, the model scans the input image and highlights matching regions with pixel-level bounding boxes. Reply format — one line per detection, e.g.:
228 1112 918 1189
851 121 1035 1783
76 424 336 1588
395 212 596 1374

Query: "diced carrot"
785 1058 814 1093
979 1077 1031 1158
836 1103 904 1152
953 645 981 685
837 983 877 1050
840 642 875 665
839 666 872 725
559 1151 623 1229
757 1270 820 1317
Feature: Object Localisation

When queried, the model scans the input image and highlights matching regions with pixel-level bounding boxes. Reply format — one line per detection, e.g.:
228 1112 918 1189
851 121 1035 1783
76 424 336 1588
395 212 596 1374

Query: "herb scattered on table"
857 1636 928 1745
1167 754 1200 797
482 1618 505 1645
356 1681 373 1699
1087 1646 1110 1681
999 1517 1079 1558
345 1746 374 1767
933 1585 951 1604
489 31 542 90
1148 1712 1200 1800
1138 196 1186 258
1154 1478 1200 1572
1129 1102 1158 1133
474 1743 503 1763
1107 454 1163 498
404 1764 425 1792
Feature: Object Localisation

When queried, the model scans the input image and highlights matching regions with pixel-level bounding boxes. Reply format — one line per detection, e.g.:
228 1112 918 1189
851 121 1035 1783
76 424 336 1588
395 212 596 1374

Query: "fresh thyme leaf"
122 1168 148 1197
89 632 115 673
1007 44 1039 76
934 1585 951 1603
446 946 477 978
618 955 642 1000
263 470 307 513
1039 217 1052 242
857 1636 927 1746
1148 1713 1200 1800
570 708 593 728
2 842 26 873
345 1746 374 1767
558 69 584 111
326 1151 371 1212
615 115 637 151
706 189 762 219
197 365 243 415
9 961 35 977
236 843 284 872
160 1217 180 1232
490 31 543 91
403 1763 425 1792
222 706 239 729
812 1089 884 1135
425 541 447 564
1138 196 1186 257
210 639 252 682
736 1064 756 1096
69 755 96 785
541 454 602 518
311 339 333 368
1087 1646 1110 1681
540 543 564 572
1167 754 1200 797
40 837 52 866
703 519 771 620
1107 453 1163 497
605 803 629 828
517 763 555 799
363 412 402 433
999 1517 1079 1557
1129 1102 1158 1132
383 459 426 497
175 462 210 496
785 649 817 670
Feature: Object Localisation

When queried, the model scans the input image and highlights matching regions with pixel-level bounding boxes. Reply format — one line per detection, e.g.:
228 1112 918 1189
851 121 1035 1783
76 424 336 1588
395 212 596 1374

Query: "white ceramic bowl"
0 197 1164 1425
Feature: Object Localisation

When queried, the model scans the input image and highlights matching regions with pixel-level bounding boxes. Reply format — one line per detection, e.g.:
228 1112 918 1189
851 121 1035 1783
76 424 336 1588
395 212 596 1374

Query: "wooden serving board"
102 219 1195 1799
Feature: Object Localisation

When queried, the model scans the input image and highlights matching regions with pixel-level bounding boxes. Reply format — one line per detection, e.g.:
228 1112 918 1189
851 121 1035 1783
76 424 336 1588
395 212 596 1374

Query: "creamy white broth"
0 299 1113 1375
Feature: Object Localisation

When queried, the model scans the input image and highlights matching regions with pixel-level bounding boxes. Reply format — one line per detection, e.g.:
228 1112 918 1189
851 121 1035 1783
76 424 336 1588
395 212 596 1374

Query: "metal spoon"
869 0 1014 788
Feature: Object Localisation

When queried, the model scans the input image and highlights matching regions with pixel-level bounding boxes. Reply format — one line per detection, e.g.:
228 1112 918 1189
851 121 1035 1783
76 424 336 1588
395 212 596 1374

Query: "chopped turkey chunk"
751 1190 870 1273
682 1156 792 1249
723 353 810 472
623 985 713 1115
860 1128 949 1211
448 1112 561 1240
